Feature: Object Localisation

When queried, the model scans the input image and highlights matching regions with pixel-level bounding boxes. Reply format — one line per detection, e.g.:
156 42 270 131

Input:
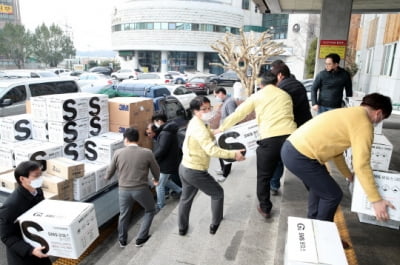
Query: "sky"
19 0 124 51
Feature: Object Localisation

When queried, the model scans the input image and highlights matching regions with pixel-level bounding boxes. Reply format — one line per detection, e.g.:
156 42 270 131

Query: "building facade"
353 13 400 104
0 0 20 28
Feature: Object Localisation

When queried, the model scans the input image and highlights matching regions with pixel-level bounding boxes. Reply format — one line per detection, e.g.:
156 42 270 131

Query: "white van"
0 77 80 117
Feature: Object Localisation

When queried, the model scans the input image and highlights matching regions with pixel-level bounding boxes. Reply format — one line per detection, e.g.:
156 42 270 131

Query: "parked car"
210 70 240 87
185 75 217 95
0 77 80 117
164 85 196 110
115 82 171 100
88 66 113 76
47 68 72 76
136 72 174 84
299 79 313 102
1 69 58 78
77 73 114 93
167 71 188 84
111 68 140 81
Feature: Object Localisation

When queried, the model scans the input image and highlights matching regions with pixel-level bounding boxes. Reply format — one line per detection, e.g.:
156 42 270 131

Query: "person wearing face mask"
151 113 182 211
214 71 297 219
178 96 245 236
311 53 353 114
281 93 394 223
0 161 52 265
214 87 238 182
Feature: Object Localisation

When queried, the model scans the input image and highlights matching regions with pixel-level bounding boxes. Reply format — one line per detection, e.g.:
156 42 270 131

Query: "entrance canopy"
253 0 400 13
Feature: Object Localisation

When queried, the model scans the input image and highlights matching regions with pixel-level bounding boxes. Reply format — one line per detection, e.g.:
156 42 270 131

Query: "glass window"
242 0 250 10
381 43 397 76
146 23 153 30
192 24 199 31
29 81 79 96
2 85 27 103
154 88 170 98
154 23 161 30
176 23 184 30
262 14 288 39
160 23 168 30
366 48 374 74
168 23 176 30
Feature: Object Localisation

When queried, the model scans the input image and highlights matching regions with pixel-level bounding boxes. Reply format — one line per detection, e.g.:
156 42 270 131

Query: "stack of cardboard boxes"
346 97 400 229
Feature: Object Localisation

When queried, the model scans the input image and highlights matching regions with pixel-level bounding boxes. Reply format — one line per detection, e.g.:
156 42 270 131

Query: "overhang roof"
253 0 400 13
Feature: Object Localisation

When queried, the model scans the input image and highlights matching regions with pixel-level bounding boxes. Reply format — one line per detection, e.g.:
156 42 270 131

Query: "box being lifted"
18 200 99 259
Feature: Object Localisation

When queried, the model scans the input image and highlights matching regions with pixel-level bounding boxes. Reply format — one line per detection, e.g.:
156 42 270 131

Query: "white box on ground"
30 96 48 120
215 119 259 159
357 213 400 229
17 200 99 259
351 171 400 221
32 119 49 141
48 118 89 144
84 134 124 164
285 216 348 265
88 115 109 137
46 94 89 122
0 114 32 142
13 141 63 168
62 140 85 161
73 170 96 201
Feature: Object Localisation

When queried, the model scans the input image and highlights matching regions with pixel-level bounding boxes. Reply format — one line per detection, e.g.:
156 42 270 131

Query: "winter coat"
154 121 182 174
0 185 52 265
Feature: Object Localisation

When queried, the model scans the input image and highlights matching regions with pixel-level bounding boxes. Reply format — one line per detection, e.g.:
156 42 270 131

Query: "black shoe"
209 224 220 235
135 235 151 247
119 240 127 248
257 206 271 219
179 227 188 236
271 189 279 196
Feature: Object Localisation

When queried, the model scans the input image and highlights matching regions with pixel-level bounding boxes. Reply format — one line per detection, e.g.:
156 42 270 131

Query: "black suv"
210 70 240 87
89 66 113 76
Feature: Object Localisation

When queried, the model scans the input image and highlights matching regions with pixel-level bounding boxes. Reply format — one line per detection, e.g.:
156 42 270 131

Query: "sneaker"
271 189 279 196
135 235 151 247
119 240 127 248
216 176 226 182
215 170 224 175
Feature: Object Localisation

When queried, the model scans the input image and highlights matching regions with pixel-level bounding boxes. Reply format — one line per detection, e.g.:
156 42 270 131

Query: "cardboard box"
73 171 96 201
62 140 85 161
46 94 89 122
43 191 59 200
17 200 99 259
80 93 109 117
88 115 109 137
30 96 48 120
48 118 89 144
109 122 152 150
13 142 63 170
357 213 400 229
285 216 348 265
351 171 400 221
0 114 33 142
46 157 85 180
84 134 124 164
345 134 393 172
108 97 153 125
32 119 49 142
0 171 17 192
42 173 73 201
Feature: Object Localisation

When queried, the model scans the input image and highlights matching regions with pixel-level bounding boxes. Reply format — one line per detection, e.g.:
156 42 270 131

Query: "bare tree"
211 29 283 96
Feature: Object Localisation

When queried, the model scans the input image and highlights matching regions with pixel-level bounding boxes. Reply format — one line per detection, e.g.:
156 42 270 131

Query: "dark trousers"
281 141 343 221
256 135 289 213
219 159 232 178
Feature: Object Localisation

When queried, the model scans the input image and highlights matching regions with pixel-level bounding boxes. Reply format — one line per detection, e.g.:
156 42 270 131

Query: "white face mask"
215 97 223 103
30 177 43 188
201 110 215 123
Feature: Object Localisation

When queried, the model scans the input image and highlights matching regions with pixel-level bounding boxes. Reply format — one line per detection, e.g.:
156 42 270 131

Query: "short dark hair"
14 161 41 185
325 53 340 64
260 71 278 86
123 127 139 142
271 63 291 78
361 93 392 119
271 59 285 69
152 113 167 122
189 96 211 112
215 87 227 95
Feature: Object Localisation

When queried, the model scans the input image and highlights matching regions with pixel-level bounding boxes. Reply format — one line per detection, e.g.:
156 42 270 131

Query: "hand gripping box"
351 171 400 221
0 114 33 142
285 216 348 265
357 213 400 229
17 200 99 259
46 94 89 122
46 157 85 180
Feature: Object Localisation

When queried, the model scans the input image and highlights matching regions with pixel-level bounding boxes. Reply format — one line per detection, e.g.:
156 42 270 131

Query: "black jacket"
154 122 182 174
279 77 312 127
0 186 51 265
311 67 352 108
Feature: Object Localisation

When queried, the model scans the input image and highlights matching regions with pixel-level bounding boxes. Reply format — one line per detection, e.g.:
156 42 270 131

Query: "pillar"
197 52 204 73
161 51 168 73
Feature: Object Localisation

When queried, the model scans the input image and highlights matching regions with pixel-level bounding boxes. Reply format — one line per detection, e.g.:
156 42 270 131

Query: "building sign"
319 40 347 59
0 4 13 14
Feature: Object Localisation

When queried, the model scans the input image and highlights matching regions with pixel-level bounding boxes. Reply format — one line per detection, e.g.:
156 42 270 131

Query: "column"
314 0 353 75
197 52 204 73
161 51 168 73
132 50 139 69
